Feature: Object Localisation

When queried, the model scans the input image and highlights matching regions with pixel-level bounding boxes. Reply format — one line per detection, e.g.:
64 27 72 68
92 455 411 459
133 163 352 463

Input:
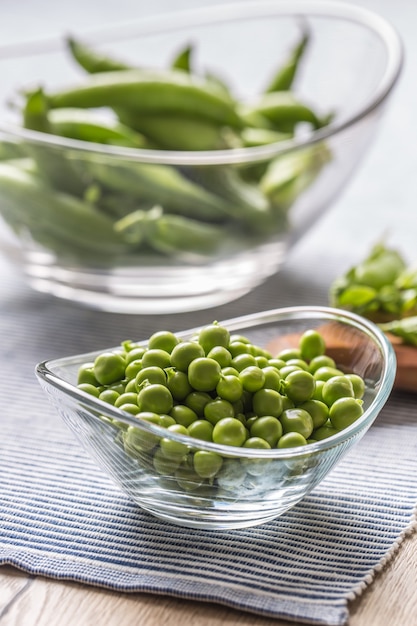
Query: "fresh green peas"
254 356 269 368
77 362 98 385
262 365 282 390
165 368 192 400
148 330 180 353
277 432 308 448
99 389 120 405
188 357 221 391
241 437 271 476
221 366 240 377
322 375 354 407
115 392 138 408
77 382 100 397
170 341 205 371
308 354 337 374
141 348 171 369
198 322 230 354
250 415 282 447
231 353 257 371
204 399 235 425
170 404 198 427
153 447 182 475
279 408 314 439
268 358 287 370
285 358 309 371
207 345 232 368
313 366 345 382
187 419 214 442
119 403 141 415
184 390 212 415
125 379 138 393
298 399 329 429
299 329 326 361
279 365 302 378
216 374 243 402
282 369 315 403
228 341 252 357
212 417 247 447
346 373 366 399
93 351 125 385
160 424 189 460
125 347 146 363
239 365 265 392
126 412 161 451
125 359 144 380
312 422 339 441
277 348 302 362
159 414 176 428
137 383 173 414
135 366 167 389
252 388 283 418
329 397 364 430
193 450 223 479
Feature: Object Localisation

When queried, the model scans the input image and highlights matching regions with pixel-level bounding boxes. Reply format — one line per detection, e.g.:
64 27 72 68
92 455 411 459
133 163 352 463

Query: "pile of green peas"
77 322 365 488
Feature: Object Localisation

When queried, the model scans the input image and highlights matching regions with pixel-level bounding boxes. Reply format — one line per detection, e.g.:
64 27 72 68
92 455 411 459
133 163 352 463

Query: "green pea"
193 450 223 478
299 329 326 361
254 356 269 368
77 362 99 385
276 348 302 362
99 389 120 405
148 330 180 353
119 403 141 415
158 414 176 428
175 464 204 491
125 359 143 380
250 415 283 447
329 397 364 430
221 366 240 377
308 355 337 373
198 322 230 354
127 412 160 451
153 447 182 475
212 417 247 447
322 375 355 407
160 424 189 460
135 366 167 389
229 334 251 344
268 358 287 370
184 391 212 415
279 408 314 439
125 379 138 393
115 392 138 407
170 341 205 371
166 368 192 400
204 399 235 425
125 347 146 363
228 341 252 357
241 436 271 476
239 365 266 392
312 422 339 441
261 366 282 390
313 366 345 382
93 351 126 385
216 374 243 402
298 399 329 429
216 458 247 490
282 370 315 403
279 365 301 378
187 419 214 442
277 432 308 448
252 388 283 418
77 382 100 397
188 357 221 392
137 383 173 414
207 345 232 368
231 353 257 372
346 373 366 399
170 404 198 427
285 358 309 371
141 348 171 369
311 379 325 401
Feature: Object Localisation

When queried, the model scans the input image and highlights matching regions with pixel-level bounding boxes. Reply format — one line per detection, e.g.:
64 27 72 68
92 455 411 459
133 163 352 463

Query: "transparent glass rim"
36 305 397 459
0 0 404 166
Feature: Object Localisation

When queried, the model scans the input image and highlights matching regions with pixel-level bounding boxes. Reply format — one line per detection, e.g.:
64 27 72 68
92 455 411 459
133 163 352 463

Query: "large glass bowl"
0 1 403 313
36 306 396 530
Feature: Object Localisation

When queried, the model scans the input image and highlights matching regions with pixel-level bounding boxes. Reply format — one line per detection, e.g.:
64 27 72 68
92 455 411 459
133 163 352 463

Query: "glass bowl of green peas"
0 1 403 313
36 306 396 529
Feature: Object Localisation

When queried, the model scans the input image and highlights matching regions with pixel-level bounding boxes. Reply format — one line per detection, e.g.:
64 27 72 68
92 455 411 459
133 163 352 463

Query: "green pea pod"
0 161 129 256
379 316 417 347
46 69 243 129
22 88 86 195
240 91 322 132
48 108 147 147
265 24 310 92
260 143 331 210
171 43 193 72
66 36 132 73
115 108 223 151
191 166 275 233
146 209 227 257
68 154 229 222
114 205 161 246
240 127 293 147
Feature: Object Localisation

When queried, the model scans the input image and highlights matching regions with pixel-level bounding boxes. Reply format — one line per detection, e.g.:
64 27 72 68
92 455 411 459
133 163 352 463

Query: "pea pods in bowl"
36 306 396 529
0 1 403 313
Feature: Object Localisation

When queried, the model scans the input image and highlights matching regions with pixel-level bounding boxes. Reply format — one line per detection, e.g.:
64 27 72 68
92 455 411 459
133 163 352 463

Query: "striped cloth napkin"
1 255 416 626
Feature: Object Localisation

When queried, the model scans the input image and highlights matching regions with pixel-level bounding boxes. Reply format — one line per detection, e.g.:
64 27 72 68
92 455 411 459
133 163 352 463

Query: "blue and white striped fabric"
1 256 417 626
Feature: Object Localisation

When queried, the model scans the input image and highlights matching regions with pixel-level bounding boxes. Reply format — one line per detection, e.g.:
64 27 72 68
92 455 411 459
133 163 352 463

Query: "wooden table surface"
1 529 416 626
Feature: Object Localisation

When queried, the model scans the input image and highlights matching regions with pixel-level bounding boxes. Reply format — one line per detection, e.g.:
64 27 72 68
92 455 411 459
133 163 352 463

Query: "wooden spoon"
266 324 416 393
